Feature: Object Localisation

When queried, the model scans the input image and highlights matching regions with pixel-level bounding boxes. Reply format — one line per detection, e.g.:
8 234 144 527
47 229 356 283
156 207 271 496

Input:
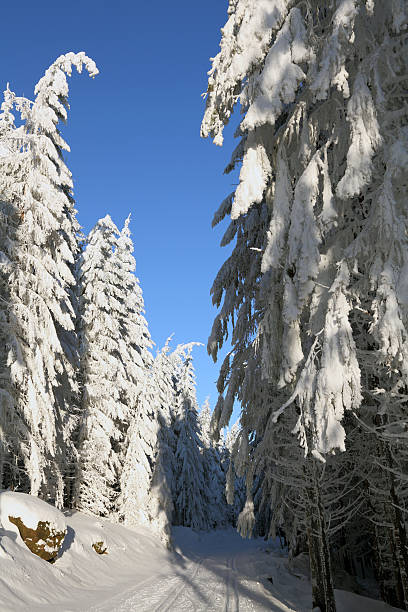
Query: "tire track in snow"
154 557 204 612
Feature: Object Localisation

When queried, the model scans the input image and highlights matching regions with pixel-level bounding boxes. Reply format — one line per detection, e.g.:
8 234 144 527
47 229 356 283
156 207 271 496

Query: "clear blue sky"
2 1 240 419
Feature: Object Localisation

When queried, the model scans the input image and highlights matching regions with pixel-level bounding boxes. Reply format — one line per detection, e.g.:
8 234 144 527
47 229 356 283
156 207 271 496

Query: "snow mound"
335 589 400 612
0 491 67 562
0 508 170 611
0 491 66 532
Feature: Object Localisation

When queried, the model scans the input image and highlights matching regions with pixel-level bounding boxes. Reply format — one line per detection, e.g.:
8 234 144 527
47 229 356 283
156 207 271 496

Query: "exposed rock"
0 491 67 563
92 541 108 555
8 515 66 562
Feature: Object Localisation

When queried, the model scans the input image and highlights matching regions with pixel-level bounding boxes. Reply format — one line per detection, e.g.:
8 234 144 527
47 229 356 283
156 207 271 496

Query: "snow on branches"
0 52 98 504
201 0 291 146
75 215 153 517
273 263 361 456
201 0 408 467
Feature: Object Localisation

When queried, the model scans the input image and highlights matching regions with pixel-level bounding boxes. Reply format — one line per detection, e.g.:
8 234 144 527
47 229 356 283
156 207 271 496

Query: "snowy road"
90 529 304 612
1 514 401 612
87 528 399 612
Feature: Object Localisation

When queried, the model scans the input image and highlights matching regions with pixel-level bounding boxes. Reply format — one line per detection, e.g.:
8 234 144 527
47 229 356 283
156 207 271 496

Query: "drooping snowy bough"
202 2 408 611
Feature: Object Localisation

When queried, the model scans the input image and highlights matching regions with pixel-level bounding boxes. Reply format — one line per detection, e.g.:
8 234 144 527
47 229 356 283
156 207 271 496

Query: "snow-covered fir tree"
198 397 212 444
199 398 228 528
116 376 157 527
148 339 182 543
0 54 98 507
0 85 29 490
223 421 246 527
75 214 153 517
127 340 212 543
74 215 120 515
173 349 209 531
114 217 155 526
202 2 408 610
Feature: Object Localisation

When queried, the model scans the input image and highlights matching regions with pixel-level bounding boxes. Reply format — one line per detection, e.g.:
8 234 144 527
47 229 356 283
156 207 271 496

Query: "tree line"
0 52 244 547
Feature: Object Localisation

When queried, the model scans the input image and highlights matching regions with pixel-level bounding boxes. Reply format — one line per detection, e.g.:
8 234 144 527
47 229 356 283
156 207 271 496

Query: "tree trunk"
306 492 326 610
374 521 391 605
305 463 336 612
314 474 336 612
373 432 408 610
387 460 408 609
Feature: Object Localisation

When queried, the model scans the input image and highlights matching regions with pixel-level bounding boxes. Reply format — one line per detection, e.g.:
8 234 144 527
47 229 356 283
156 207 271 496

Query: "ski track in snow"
224 556 239 612
154 557 205 612
1 519 399 612
91 537 295 612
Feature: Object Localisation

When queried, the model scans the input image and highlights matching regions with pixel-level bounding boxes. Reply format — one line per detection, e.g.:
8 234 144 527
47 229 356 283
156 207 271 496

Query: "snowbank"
335 589 400 612
0 491 67 561
0 505 170 612
0 491 66 532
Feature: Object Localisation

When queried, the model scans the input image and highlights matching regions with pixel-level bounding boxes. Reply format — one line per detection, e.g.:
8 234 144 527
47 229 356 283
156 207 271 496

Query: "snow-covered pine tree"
198 397 212 444
116 377 156 528
148 339 185 544
202 2 408 610
113 216 157 526
74 215 120 515
199 398 228 528
173 349 208 531
0 54 98 506
112 215 153 380
143 340 202 544
75 215 152 518
0 85 31 491
115 217 156 526
224 421 246 527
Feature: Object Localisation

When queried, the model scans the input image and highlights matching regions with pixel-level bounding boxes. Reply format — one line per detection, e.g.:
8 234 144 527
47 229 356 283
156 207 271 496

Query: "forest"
0 2 408 612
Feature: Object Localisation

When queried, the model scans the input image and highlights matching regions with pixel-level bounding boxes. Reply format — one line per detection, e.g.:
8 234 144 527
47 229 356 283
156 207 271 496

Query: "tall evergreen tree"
115 216 155 525
199 398 228 528
148 339 181 543
173 351 208 531
201 2 408 610
0 53 98 506
117 377 156 527
75 215 152 517
74 215 120 515
224 421 246 527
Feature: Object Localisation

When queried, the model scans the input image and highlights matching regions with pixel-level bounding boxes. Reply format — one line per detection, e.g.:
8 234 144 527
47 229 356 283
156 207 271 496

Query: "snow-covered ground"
0 501 401 611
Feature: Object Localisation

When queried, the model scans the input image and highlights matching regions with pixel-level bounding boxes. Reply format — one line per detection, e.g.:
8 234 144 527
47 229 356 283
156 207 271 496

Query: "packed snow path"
0 509 400 611
90 529 399 612
91 528 301 612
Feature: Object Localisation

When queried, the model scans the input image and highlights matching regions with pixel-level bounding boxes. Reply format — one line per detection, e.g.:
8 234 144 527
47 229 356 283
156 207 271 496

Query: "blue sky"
2 1 240 420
